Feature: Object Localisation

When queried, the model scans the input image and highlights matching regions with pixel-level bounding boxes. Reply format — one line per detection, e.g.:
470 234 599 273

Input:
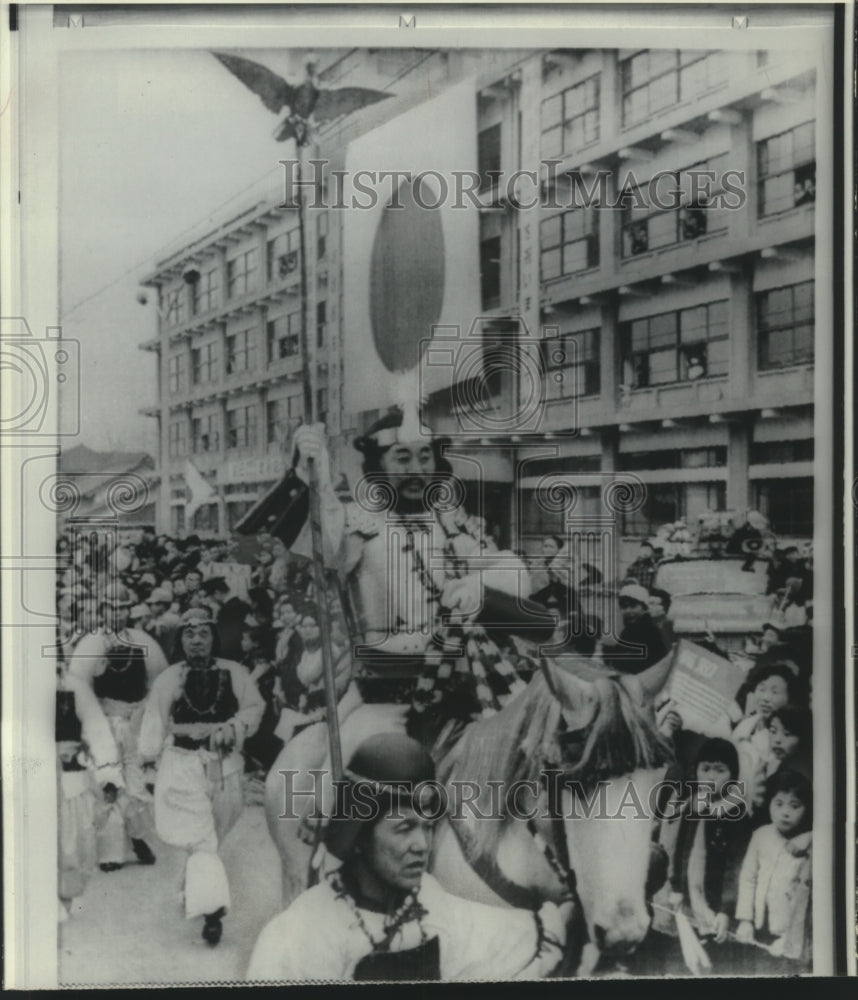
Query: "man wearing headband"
247 733 569 982
265 408 534 724
138 608 264 946
67 584 170 871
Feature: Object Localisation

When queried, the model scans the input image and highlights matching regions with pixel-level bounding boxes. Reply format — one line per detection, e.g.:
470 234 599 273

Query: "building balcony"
752 364 815 405
617 375 730 422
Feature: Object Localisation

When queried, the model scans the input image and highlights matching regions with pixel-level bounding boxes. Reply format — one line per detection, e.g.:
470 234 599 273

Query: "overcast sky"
59 47 324 454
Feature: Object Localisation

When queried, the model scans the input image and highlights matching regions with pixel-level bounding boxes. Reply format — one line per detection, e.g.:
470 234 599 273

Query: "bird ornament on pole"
212 50 392 784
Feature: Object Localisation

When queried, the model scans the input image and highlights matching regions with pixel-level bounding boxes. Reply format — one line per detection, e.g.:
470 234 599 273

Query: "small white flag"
183 459 216 522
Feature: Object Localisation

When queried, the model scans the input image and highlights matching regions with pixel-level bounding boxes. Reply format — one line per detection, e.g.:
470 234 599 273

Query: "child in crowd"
714 663 800 814
658 738 752 971
735 770 812 971
765 706 813 782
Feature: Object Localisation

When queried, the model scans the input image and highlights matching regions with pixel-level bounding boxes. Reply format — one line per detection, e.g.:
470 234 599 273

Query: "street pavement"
58 801 283 986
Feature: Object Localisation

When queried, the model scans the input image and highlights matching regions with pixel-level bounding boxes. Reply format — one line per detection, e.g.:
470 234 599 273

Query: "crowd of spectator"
525 514 814 974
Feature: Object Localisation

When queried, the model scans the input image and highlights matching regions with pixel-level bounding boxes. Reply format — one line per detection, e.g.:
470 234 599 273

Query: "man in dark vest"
67 584 169 870
138 608 264 945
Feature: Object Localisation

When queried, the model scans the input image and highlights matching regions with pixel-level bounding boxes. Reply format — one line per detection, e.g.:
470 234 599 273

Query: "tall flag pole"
211 51 392 785
294 149 343 784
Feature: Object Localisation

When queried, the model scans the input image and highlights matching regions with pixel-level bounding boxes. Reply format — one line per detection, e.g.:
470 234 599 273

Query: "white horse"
264 653 674 972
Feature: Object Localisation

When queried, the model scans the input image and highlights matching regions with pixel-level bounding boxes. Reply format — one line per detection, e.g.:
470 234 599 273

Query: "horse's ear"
627 647 677 703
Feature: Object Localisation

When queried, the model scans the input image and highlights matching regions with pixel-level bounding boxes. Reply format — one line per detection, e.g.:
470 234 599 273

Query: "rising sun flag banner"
341 80 481 412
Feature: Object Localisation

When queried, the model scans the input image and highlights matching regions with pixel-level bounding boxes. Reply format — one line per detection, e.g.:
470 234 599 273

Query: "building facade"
141 46 819 567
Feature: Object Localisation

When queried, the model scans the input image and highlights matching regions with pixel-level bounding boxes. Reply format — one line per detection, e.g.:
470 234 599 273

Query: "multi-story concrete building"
141 46 819 567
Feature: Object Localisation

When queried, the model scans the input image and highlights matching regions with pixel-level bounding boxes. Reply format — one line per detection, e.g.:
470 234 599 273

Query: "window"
226 327 257 375
542 329 600 400
753 478 813 536
168 421 187 458
167 353 186 393
521 485 602 534
227 247 258 297
316 387 328 424
758 122 815 216
193 503 219 533
191 343 218 384
266 400 281 445
541 75 600 159
267 312 302 361
619 447 727 471
620 50 725 127
477 124 502 193
164 287 186 327
316 301 327 350
267 228 300 282
522 455 601 477
541 208 599 280
317 212 328 259
191 414 219 453
750 439 814 464
226 405 258 450
480 237 501 310
620 156 728 258
192 266 220 315
171 505 185 535
757 281 814 370
266 396 304 445
621 482 725 536
623 301 729 388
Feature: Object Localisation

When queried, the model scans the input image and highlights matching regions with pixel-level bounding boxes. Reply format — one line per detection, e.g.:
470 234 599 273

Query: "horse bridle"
527 771 578 902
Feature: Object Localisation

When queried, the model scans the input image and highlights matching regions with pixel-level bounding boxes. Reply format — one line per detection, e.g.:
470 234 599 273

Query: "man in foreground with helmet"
247 733 570 982
67 584 169 870
138 608 264 945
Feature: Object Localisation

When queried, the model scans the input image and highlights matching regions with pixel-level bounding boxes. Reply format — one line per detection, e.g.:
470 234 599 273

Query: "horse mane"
436 669 673 857
436 672 561 792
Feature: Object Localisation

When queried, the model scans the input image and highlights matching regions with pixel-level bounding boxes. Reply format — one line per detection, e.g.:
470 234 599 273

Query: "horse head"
541 651 674 960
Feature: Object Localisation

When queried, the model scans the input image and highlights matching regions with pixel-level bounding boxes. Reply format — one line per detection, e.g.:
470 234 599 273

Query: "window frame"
267 312 302 362
191 414 219 454
542 328 601 400
541 74 601 159
620 155 729 259
168 420 187 458
757 121 816 218
623 300 730 388
192 266 220 315
540 206 600 280
167 353 185 394
225 326 257 375
226 404 258 450
620 481 726 537
164 286 186 327
267 228 301 283
227 246 259 298
756 280 815 370
191 342 218 385
619 50 725 127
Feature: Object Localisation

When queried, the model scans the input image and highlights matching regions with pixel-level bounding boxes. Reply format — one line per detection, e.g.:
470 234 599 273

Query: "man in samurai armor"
247 733 570 982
